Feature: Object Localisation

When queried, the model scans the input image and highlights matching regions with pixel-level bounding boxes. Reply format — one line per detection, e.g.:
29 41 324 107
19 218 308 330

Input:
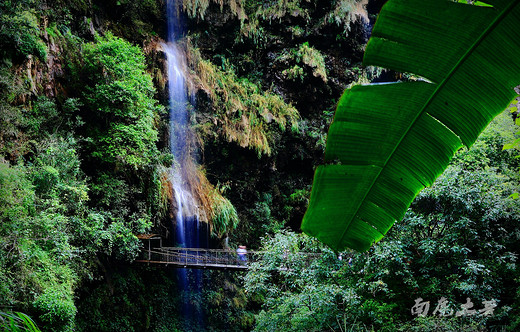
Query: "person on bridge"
237 245 247 265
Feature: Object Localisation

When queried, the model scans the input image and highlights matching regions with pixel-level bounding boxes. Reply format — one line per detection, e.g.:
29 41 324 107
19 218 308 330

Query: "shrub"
0 5 47 61
82 33 162 170
33 288 76 331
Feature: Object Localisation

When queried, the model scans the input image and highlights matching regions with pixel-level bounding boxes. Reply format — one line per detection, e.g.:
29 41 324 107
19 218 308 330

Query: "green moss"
188 42 299 156
325 0 369 36
282 64 305 81
239 0 310 43
277 42 327 82
183 0 246 21
257 0 309 22
299 42 327 81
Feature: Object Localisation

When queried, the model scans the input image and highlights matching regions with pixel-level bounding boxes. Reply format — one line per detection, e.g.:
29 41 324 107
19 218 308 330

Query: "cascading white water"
163 2 199 248
164 1 206 329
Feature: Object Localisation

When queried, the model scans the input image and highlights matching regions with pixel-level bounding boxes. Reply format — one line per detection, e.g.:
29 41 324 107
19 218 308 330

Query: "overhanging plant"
302 0 520 251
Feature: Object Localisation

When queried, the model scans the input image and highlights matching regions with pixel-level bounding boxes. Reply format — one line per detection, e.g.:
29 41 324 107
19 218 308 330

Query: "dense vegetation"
0 0 519 331
302 0 520 252
246 111 520 331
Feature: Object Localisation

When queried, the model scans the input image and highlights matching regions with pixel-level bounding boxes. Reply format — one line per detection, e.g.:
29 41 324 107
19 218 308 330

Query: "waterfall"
163 2 199 247
164 0 206 329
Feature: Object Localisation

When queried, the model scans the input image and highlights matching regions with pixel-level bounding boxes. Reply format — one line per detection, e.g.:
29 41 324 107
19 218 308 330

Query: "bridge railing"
136 246 330 270
137 247 262 269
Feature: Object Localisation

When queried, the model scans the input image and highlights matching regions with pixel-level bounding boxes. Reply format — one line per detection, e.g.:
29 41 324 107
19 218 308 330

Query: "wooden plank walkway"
135 247 261 270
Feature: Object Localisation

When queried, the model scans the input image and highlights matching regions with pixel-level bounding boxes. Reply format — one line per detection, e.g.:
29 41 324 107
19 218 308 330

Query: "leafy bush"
82 33 162 170
0 4 47 61
29 135 89 214
244 231 369 331
33 288 76 332
1 143 81 331
0 162 34 227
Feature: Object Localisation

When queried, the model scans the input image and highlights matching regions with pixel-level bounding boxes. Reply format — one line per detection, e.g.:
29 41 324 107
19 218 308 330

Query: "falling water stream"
164 0 206 329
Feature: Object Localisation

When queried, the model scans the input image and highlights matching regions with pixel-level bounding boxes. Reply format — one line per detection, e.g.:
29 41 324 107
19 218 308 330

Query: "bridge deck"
135 247 261 270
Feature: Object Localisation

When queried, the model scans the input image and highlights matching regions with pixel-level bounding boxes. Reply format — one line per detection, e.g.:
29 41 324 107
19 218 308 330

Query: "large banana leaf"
301 0 520 252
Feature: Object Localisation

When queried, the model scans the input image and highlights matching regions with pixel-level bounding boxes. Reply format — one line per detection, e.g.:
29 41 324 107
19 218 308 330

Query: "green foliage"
240 0 310 43
278 42 327 82
453 110 520 171
25 97 59 137
255 0 310 22
77 34 166 261
246 114 520 330
325 0 369 36
202 271 254 331
502 100 520 164
88 0 162 41
69 211 144 260
78 197 151 260
76 267 253 332
183 0 246 20
183 166 240 239
0 311 41 332
0 157 79 332
360 118 520 327
241 0 368 43
188 44 299 156
302 0 520 251
76 267 185 332
0 58 84 157
398 316 486 332
2 0 519 331
288 188 309 204
0 21 161 330
299 42 327 81
32 282 77 331
22 138 85 331
401 163 520 299
244 231 373 331
0 68 31 159
0 162 34 225
249 193 284 234
210 192 239 238
0 1 47 61
82 33 162 170
0 124 159 328
29 136 88 213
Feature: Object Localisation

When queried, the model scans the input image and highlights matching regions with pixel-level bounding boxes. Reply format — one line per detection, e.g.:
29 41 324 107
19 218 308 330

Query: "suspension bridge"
134 234 258 270
135 246 262 270
134 235 325 270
